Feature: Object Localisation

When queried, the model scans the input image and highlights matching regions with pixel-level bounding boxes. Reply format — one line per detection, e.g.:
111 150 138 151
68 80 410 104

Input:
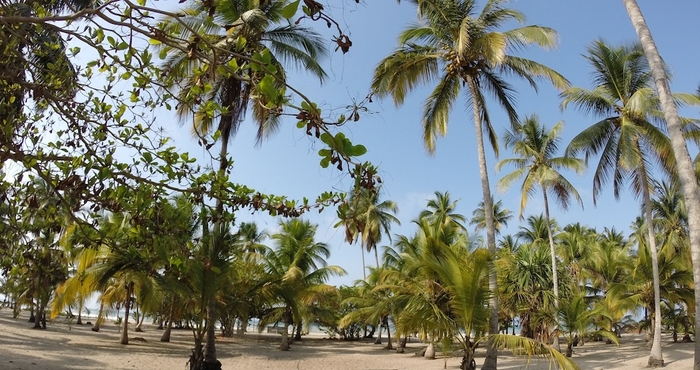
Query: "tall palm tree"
159 1 327 367
371 2 568 364
561 40 676 365
497 115 584 350
620 5 700 365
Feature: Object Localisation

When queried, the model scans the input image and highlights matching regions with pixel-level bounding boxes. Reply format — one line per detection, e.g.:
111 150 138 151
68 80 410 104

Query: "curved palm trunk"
384 316 393 350
374 318 383 344
92 302 104 332
622 2 700 367
120 282 134 345
374 247 380 268
542 190 560 352
640 169 664 366
465 75 498 370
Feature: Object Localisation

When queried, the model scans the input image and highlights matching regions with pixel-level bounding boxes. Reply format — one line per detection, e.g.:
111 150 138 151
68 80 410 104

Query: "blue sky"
157 0 700 286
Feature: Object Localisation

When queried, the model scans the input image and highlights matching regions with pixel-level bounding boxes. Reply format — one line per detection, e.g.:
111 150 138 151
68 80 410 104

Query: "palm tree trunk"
361 246 367 280
202 288 221 368
641 167 663 365
199 124 231 370
120 282 133 345
280 307 291 351
542 190 561 352
384 317 393 350
294 321 303 341
374 318 383 344
622 2 700 367
161 301 175 342
76 299 84 325
465 74 498 370
135 310 146 332
374 247 380 268
92 302 104 332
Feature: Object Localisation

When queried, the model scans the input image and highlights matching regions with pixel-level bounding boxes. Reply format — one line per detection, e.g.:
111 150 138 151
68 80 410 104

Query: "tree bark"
384 317 393 350
466 75 498 370
542 190 560 352
92 302 104 332
201 290 221 368
640 149 664 365
280 307 292 351
622 1 700 367
374 318 383 344
120 282 133 345
361 247 367 280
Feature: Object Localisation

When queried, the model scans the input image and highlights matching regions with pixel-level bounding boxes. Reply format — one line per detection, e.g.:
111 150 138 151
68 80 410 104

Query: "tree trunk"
425 342 436 360
134 301 143 332
374 318 383 344
466 75 498 370
280 307 292 351
28 298 35 323
201 292 221 368
161 320 174 342
374 247 380 268
135 310 146 332
542 190 561 352
622 1 700 368
120 282 133 345
92 302 104 332
32 298 42 329
640 158 664 365
361 246 367 280
76 299 83 325
384 317 393 350
294 321 303 341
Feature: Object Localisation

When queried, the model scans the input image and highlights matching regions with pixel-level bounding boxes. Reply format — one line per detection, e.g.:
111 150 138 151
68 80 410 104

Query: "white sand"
0 309 693 369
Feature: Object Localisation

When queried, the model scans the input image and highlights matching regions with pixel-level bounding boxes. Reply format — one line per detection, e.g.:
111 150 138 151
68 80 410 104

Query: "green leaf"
257 75 278 101
320 132 333 146
296 121 306 128
350 145 367 156
281 0 300 19
148 38 162 45
320 157 330 168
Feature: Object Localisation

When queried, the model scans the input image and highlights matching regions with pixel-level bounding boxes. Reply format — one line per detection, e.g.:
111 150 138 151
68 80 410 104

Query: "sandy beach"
0 309 693 370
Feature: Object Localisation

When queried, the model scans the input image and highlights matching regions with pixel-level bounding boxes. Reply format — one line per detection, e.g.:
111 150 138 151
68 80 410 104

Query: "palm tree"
420 191 467 231
620 5 700 365
561 40 677 365
158 1 328 367
470 196 512 235
371 2 568 364
557 293 617 357
497 114 584 350
335 187 399 279
261 219 345 350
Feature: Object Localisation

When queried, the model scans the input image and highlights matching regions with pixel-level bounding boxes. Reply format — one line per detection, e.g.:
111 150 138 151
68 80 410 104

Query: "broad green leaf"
281 0 300 19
